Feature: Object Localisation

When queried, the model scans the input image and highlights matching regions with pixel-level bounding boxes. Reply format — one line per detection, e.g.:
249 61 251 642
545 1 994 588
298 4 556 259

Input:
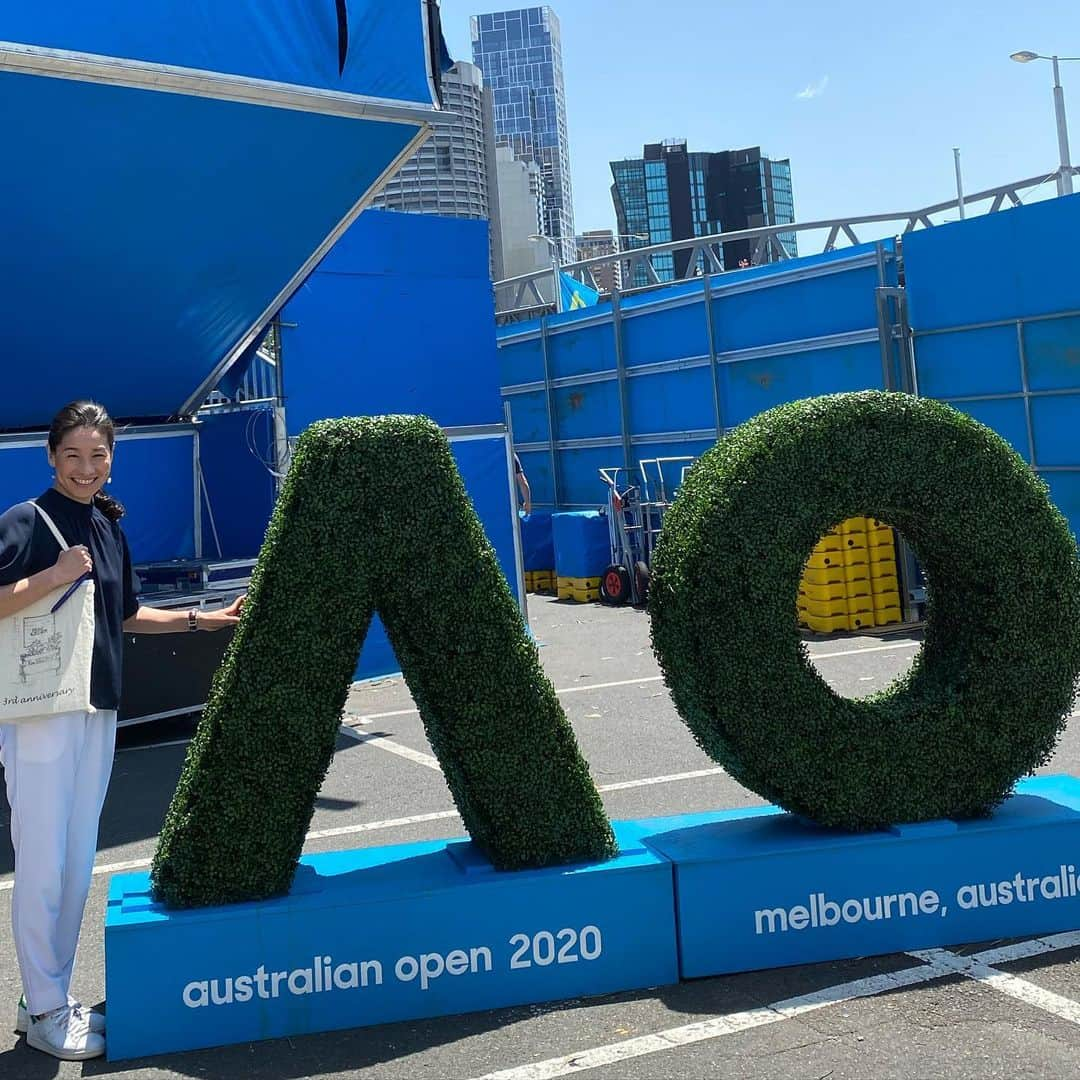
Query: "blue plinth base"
106 776 1080 1059
640 775 1080 978
104 822 678 1061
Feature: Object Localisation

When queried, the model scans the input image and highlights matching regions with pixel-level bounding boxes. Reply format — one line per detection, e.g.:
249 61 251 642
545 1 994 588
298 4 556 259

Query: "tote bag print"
0 505 95 722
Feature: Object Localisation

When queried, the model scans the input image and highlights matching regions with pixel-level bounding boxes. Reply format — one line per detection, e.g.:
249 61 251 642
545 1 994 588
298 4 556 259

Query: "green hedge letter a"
151 416 617 909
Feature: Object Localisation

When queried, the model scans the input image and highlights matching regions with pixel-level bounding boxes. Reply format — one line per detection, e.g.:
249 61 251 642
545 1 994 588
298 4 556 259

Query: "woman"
0 401 242 1061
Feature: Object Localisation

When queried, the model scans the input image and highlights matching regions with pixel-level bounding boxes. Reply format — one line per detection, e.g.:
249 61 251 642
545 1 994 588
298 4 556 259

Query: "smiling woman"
0 400 242 1063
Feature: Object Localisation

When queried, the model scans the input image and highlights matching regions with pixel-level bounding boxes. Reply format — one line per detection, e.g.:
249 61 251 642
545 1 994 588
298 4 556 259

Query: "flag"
559 271 599 312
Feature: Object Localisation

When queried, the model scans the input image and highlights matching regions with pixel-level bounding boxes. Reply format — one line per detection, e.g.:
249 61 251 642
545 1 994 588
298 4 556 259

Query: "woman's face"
48 426 113 505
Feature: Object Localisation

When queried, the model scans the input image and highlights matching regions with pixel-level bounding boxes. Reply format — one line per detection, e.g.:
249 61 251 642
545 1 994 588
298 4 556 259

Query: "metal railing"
494 166 1079 322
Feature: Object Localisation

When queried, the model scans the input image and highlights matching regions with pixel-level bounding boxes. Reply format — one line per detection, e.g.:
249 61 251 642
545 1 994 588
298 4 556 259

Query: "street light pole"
1051 56 1075 196
1011 51 1076 197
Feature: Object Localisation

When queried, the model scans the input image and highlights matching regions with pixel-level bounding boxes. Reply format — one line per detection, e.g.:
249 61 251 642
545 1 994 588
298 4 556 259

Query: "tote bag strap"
30 501 70 552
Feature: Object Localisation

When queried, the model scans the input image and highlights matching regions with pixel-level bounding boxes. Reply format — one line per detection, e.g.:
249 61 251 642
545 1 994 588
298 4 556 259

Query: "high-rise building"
495 145 550 290
371 62 503 278
611 141 796 287
576 229 621 293
471 7 575 263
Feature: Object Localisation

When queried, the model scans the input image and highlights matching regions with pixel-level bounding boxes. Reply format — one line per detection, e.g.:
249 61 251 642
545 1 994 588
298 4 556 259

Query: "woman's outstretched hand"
199 595 245 630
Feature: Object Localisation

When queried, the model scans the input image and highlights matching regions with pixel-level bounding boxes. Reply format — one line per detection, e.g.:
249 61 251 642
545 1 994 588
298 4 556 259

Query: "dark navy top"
0 488 140 710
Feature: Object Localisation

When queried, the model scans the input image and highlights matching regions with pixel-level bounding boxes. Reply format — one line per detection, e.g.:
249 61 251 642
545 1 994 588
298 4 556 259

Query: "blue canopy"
0 2 447 430
1 1 443 107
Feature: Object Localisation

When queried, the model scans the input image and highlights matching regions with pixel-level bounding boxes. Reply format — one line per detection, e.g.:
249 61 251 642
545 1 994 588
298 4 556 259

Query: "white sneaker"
25 1004 105 1061
15 994 105 1034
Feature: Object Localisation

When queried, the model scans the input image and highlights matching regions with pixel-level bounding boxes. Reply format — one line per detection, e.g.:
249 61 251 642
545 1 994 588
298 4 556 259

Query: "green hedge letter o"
649 391 1080 829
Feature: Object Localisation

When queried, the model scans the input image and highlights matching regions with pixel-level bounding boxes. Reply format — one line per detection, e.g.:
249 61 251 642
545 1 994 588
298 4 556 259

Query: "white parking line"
0 766 734 891
339 726 442 770
596 767 724 792
115 641 923 751
911 948 1080 1026
345 641 922 724
472 954 959 1080
471 933 1080 1080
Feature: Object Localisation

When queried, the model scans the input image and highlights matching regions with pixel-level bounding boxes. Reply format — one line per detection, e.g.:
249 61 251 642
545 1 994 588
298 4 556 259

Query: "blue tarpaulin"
0 2 446 431
1 1 444 107
283 210 502 431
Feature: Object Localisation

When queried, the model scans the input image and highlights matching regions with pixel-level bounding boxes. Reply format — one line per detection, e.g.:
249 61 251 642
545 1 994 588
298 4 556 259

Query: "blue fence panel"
1044 474 1080 536
552 381 621 442
904 194 1080 330
720 341 885 428
546 320 616 382
1025 315 1080 392
913 326 1021 399
628 366 717 436
499 333 546 389
948 399 1032 463
905 197 1080 536
498 243 896 512
560 446 622 507
516 449 554 508
622 299 710 369
506 391 551 445
1031 396 1080 467
712 258 883 353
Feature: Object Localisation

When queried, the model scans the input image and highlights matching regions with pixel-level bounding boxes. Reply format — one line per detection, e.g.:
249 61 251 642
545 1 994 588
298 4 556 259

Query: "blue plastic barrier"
552 511 611 579
521 511 555 571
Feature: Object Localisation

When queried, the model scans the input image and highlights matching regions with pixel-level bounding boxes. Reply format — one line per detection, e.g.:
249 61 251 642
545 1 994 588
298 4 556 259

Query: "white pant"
0 709 117 1015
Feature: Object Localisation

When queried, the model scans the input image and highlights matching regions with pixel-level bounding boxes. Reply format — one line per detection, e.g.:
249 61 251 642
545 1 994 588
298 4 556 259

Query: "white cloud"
795 75 829 100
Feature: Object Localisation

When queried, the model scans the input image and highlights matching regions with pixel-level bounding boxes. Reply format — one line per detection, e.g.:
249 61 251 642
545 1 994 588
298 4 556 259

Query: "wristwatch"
188 608 199 632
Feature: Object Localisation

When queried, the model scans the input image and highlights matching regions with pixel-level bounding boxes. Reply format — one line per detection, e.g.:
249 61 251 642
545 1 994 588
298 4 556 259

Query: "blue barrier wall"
500 242 899 510
501 197 1080 541
903 194 1080 537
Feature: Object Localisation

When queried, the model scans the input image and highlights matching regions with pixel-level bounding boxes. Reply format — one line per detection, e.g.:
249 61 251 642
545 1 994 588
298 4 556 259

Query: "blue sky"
438 0 1079 242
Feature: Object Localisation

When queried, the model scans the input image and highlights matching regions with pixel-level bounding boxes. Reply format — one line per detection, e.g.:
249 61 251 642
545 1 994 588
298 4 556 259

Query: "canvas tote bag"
0 502 95 723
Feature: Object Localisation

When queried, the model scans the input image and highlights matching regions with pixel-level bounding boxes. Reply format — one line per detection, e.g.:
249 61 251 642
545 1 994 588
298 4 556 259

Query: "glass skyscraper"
471 7 575 262
612 141 796 288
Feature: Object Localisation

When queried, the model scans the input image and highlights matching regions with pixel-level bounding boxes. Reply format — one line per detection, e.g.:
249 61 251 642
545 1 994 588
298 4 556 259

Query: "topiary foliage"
649 390 1080 830
152 416 616 908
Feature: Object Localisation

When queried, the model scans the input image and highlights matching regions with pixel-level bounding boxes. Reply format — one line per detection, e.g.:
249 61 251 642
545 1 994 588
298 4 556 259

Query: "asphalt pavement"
2 595 1080 1079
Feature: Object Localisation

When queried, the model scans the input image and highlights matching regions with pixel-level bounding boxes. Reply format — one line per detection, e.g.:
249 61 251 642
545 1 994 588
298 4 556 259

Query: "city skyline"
441 0 1079 251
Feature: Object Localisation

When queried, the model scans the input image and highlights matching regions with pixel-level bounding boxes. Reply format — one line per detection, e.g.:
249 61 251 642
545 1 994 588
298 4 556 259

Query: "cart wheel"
634 561 651 605
600 564 631 606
